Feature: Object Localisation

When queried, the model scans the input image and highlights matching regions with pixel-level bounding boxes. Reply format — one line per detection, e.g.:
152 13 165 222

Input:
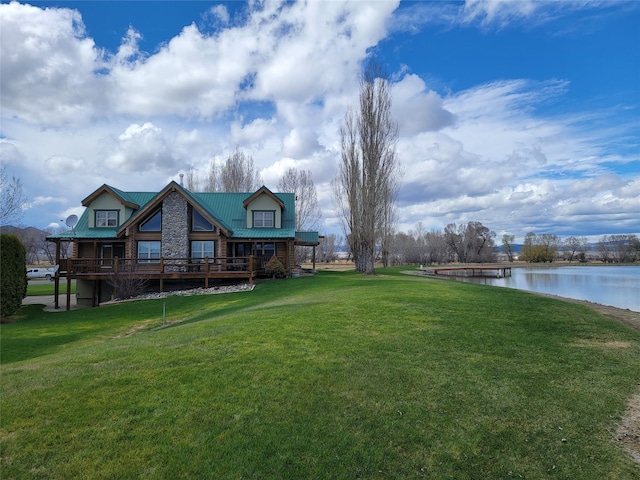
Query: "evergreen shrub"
1 234 27 318
265 255 285 278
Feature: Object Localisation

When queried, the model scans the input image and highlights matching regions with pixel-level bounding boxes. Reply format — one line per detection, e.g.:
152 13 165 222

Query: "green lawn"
26 280 76 296
2 269 639 479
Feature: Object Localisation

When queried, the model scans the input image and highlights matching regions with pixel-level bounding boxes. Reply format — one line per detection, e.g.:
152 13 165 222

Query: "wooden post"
113 256 119 299
205 257 209 289
54 240 61 310
159 258 164 292
312 245 316 272
66 275 72 311
285 240 290 277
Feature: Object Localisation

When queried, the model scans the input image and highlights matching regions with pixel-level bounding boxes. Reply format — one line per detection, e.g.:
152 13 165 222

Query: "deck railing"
60 256 257 275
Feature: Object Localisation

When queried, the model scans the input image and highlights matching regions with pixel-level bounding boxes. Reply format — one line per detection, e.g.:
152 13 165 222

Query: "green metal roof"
47 183 318 242
295 231 320 244
231 228 297 239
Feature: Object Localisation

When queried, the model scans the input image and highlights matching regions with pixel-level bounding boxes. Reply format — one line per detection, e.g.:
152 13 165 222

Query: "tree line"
520 232 639 264
380 221 498 266
338 226 639 266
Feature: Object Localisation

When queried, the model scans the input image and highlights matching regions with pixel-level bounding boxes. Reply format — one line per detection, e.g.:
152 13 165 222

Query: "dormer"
243 186 285 229
81 185 139 228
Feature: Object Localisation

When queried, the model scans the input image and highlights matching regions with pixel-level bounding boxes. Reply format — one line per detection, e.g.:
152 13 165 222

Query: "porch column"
312 245 317 272
54 240 61 310
66 275 72 311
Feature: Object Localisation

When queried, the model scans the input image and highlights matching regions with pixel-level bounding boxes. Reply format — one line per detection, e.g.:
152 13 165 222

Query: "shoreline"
529 291 640 333
402 269 640 332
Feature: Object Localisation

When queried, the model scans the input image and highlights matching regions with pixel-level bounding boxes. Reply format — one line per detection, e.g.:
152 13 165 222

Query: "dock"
429 266 512 278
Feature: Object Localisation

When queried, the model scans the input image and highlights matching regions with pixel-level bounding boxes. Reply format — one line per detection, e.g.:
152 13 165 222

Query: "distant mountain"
1 225 48 238
0 225 60 265
496 244 523 253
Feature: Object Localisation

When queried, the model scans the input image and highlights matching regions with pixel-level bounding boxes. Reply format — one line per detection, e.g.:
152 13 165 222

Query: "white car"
26 265 59 281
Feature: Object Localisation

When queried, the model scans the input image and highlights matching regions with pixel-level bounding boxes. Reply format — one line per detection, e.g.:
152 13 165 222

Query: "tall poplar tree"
333 63 400 274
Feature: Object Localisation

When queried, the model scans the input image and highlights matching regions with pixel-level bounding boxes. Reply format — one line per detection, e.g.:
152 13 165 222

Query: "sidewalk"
22 294 80 312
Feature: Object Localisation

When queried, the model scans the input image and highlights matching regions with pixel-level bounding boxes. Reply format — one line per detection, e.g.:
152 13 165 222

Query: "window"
95 210 118 227
253 211 274 228
138 241 161 263
191 241 215 260
255 242 275 258
192 210 214 231
233 243 247 257
140 210 162 231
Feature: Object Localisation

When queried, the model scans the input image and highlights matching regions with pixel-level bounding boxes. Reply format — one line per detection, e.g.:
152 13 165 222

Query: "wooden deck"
53 256 261 310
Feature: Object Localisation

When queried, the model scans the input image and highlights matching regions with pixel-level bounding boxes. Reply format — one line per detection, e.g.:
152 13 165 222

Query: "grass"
26 280 76 296
2 269 639 479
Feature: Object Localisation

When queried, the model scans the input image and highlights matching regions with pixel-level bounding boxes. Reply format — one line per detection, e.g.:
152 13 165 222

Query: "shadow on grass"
1 333 82 364
2 305 86 364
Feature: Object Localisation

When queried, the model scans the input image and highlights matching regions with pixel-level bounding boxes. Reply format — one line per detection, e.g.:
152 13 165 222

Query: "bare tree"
425 229 449 264
563 236 589 262
0 164 27 226
220 148 262 192
106 271 149 300
278 167 322 264
597 235 614 263
332 108 363 269
202 148 263 192
278 168 321 231
502 234 515 262
598 234 639 263
333 63 400 274
444 222 496 263
184 167 200 191
576 236 591 262
318 233 339 263
204 158 218 192
389 231 419 265
379 174 400 268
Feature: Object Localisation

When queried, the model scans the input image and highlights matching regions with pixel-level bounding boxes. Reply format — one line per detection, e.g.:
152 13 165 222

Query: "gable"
118 182 231 236
242 185 285 209
82 184 138 209
85 192 134 228
245 192 283 229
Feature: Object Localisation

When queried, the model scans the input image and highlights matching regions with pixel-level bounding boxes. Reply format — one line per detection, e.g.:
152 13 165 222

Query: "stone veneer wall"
162 192 189 259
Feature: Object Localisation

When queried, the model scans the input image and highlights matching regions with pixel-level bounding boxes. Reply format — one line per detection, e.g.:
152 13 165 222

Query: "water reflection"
451 265 640 312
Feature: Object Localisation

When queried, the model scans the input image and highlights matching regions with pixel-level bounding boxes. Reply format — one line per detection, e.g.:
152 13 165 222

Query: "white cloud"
208 5 230 25
1 1 637 242
0 2 104 127
391 74 456 135
45 155 87 176
230 117 278 146
30 195 66 206
393 77 639 238
390 0 630 32
103 123 180 173
461 0 538 28
0 141 25 165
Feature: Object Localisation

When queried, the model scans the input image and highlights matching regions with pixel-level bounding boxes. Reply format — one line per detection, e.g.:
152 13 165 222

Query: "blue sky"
1 0 638 242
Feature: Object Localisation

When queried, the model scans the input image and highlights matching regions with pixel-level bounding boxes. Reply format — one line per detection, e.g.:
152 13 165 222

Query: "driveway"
22 294 79 312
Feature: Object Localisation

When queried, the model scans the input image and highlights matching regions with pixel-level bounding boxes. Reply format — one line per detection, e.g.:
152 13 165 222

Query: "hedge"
1 233 27 318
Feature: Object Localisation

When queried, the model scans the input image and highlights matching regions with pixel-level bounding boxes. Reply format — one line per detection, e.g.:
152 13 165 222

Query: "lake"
452 265 640 312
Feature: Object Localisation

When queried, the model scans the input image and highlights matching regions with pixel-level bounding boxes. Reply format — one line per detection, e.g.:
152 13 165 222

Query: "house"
47 181 320 309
